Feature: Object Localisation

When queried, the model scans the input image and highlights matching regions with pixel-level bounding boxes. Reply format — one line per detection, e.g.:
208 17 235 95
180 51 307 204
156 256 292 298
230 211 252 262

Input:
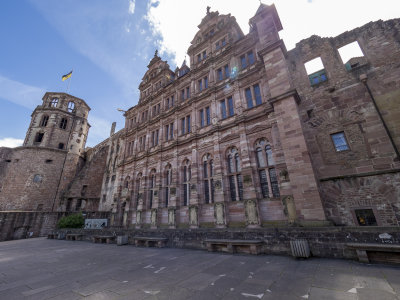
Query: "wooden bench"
133 237 167 248
346 243 400 263
204 239 263 255
92 235 116 244
66 234 83 241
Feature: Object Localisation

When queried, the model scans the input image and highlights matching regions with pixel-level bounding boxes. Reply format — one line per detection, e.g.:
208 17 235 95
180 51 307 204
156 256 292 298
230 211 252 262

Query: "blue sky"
0 0 398 147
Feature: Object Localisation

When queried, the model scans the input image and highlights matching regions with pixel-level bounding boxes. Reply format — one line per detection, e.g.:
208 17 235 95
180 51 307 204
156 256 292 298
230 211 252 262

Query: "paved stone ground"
0 238 399 300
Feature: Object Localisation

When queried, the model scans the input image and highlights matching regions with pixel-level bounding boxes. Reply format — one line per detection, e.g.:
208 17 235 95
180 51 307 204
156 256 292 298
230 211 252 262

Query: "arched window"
182 159 191 206
68 101 75 113
255 139 280 198
60 118 68 130
40 115 49 127
149 170 156 209
227 147 243 201
164 164 172 207
50 98 58 107
203 154 215 204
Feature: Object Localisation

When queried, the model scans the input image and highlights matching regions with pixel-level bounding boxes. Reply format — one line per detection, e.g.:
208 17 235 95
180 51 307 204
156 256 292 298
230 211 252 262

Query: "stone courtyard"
0 238 399 299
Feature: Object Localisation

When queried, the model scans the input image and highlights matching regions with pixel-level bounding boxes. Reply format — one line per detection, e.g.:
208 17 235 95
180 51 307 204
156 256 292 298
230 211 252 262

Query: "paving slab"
0 237 399 299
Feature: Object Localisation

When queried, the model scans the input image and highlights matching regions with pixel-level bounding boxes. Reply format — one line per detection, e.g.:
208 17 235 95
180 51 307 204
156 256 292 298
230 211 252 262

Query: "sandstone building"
0 4 399 235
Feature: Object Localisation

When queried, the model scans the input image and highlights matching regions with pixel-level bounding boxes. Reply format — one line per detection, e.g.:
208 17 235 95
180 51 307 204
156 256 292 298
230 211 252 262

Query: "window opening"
305 57 327 86
331 132 349 151
355 209 377 226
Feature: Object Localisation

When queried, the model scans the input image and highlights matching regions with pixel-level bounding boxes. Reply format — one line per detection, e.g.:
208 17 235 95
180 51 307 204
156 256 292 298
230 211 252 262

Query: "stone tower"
24 92 90 155
0 92 91 211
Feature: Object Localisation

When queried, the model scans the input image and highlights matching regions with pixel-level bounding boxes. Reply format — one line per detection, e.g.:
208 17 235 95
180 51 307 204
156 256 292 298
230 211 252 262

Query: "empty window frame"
304 57 327 86
68 101 75 113
50 98 58 107
58 143 64 149
331 132 349 152
338 41 364 70
199 106 211 128
220 96 234 119
240 50 255 69
355 209 377 226
227 147 243 201
245 83 262 109
35 132 44 143
59 118 68 130
40 115 49 127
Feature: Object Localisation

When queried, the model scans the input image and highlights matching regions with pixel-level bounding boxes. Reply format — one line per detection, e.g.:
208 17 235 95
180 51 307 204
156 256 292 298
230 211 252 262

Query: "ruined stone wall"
287 18 400 226
0 147 13 194
0 147 67 211
60 143 109 212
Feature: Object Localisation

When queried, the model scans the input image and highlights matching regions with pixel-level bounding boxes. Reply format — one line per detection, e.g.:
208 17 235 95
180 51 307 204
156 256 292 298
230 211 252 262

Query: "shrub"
57 213 85 229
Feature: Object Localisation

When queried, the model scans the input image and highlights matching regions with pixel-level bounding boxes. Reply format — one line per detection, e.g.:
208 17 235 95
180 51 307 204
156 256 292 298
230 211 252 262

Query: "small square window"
355 209 377 226
331 132 349 151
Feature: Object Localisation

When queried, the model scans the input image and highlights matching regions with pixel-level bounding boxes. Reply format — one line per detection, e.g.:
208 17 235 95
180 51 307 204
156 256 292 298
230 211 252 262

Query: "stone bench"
204 239 263 255
66 234 83 241
133 236 167 248
346 243 400 263
93 235 116 244
47 233 57 239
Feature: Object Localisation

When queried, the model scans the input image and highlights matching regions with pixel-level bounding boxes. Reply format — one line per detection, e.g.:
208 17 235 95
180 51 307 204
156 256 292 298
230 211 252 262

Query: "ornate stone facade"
0 4 399 231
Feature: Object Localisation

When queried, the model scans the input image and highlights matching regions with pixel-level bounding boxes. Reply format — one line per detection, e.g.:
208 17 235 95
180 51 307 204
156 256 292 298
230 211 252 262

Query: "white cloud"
129 0 136 15
0 75 45 109
0 138 24 148
145 0 400 67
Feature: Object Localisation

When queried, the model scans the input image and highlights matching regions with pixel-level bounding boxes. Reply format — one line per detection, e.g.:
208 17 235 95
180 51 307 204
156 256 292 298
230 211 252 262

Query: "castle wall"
287 18 400 226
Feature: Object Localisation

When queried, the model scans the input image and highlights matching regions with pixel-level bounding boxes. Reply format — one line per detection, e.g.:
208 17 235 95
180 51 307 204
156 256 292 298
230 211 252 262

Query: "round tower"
23 92 91 155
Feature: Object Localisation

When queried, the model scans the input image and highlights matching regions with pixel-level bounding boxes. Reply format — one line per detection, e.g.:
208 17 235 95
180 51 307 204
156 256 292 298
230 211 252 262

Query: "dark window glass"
245 88 253 108
204 180 210 204
220 100 227 119
58 143 64 149
269 168 280 197
181 89 185 100
241 55 247 69
200 109 204 127
224 65 229 79
217 69 223 81
206 106 210 125
60 118 68 130
183 184 188 206
165 125 169 141
259 170 269 198
170 123 174 139
186 87 190 98
355 209 377 226
237 174 243 201
36 132 44 143
187 115 191 133
40 115 49 127
229 175 236 201
248 51 255 65
199 80 203 92
181 118 185 135
254 84 262 105
227 97 234 116
204 77 208 89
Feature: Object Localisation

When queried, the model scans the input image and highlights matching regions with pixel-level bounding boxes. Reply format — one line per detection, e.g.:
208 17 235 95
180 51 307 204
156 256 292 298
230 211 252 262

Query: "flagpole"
66 69 73 94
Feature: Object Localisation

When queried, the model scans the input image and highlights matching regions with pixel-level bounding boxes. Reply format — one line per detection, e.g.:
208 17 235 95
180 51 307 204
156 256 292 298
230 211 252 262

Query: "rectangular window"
170 123 174 139
186 87 190 99
331 132 349 151
200 109 205 127
206 106 210 125
245 88 253 108
229 175 236 201
183 184 188 206
35 132 44 143
202 51 206 60
165 124 169 141
181 89 185 101
259 170 269 198
181 118 185 135
248 51 255 65
171 95 174 107
224 65 229 79
197 54 201 62
227 97 234 117
215 41 220 50
198 80 203 92
355 209 377 226
241 55 247 69
204 180 210 204
166 98 170 109
253 84 262 106
220 100 227 119
187 115 191 133
204 76 208 89
269 168 280 197
217 68 223 81
221 37 226 46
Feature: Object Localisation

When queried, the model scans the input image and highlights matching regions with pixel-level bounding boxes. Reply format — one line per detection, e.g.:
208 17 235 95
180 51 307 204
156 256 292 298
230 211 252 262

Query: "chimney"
110 122 116 136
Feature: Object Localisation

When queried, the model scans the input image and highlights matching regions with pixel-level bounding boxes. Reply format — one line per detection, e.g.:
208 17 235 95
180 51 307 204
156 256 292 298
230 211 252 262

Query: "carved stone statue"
245 200 259 225
189 206 198 226
168 208 175 226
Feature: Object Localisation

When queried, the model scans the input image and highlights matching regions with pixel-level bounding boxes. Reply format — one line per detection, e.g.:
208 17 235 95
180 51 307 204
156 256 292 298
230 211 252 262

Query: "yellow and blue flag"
62 71 72 81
